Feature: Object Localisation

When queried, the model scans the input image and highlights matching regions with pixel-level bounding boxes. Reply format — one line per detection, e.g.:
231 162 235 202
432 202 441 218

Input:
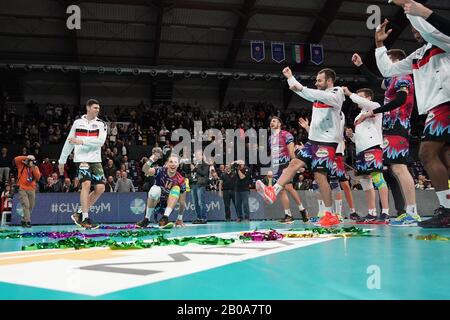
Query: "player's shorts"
76 162 106 185
296 140 337 175
356 147 384 176
382 134 409 165
330 153 349 182
421 103 450 143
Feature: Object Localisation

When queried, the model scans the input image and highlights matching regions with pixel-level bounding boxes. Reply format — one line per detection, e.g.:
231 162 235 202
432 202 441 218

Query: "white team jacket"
58 115 107 164
349 94 383 154
288 76 345 144
375 14 450 115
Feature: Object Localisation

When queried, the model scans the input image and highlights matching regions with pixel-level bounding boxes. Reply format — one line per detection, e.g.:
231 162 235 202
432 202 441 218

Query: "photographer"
14 155 41 227
234 160 251 222
221 164 237 221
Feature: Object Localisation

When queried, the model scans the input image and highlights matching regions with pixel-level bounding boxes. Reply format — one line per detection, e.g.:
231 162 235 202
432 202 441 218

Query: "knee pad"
169 185 181 199
330 178 341 192
371 172 387 189
148 185 162 200
360 178 374 191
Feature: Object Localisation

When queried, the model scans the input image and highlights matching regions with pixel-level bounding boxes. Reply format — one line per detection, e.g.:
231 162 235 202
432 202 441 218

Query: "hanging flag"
251 41 265 62
292 44 304 64
271 42 285 63
310 44 324 65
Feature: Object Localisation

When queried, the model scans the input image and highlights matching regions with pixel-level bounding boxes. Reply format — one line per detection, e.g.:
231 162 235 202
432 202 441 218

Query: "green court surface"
0 221 448 300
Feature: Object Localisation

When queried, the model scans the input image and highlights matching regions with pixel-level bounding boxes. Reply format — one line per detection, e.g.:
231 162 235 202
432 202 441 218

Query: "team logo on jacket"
91 124 98 129
315 148 329 158
364 153 375 162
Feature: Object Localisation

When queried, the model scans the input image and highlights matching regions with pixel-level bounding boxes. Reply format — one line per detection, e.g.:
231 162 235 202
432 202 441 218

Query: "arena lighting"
183 71 191 78
132 68 140 76
61 66 69 73
217 72 224 79
80 66 88 74
233 73 240 80
98 66 105 74
200 71 208 79
6 64 14 70
264 74 272 81
115 67 122 75
248 73 256 80
150 69 157 77
24 65 33 71
167 70 174 77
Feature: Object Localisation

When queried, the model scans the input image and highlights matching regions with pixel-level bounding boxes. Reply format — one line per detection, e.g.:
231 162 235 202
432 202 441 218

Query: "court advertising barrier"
11 190 439 225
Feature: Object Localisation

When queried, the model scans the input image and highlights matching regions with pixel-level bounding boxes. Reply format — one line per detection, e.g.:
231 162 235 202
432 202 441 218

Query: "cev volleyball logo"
130 198 146 215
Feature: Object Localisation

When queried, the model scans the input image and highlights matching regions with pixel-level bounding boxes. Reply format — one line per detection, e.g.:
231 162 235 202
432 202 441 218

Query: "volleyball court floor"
0 219 449 300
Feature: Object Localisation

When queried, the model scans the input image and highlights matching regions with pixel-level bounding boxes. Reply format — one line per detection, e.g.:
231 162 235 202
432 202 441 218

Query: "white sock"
382 208 389 215
284 209 292 217
368 209 377 216
82 212 89 220
145 207 154 219
406 204 417 215
298 203 305 211
164 207 173 217
177 214 183 221
436 190 450 209
335 200 343 215
318 200 324 217
274 183 283 196
324 206 333 214
350 208 356 214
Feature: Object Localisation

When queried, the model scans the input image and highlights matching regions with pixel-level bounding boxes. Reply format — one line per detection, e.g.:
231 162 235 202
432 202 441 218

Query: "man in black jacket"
220 165 237 221
234 160 251 222
191 150 210 224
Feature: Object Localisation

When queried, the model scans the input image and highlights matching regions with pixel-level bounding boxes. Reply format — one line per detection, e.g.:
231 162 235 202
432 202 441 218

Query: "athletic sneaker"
418 207 450 228
349 212 361 221
80 218 99 230
159 215 169 227
389 213 421 227
316 212 340 227
279 215 294 224
300 209 309 223
255 180 276 204
71 211 83 227
377 213 391 223
358 214 377 223
135 217 150 228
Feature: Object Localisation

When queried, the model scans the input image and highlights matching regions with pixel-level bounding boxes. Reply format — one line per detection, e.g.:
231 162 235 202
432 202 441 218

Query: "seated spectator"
71 177 80 192
105 176 116 192
62 178 72 193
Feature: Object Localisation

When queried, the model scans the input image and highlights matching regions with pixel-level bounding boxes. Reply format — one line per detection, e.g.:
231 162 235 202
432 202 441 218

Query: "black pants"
235 190 250 219
222 189 236 220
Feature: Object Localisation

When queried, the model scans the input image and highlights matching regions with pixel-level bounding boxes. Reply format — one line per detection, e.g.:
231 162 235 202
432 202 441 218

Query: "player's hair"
318 68 336 83
356 88 374 100
271 116 283 124
387 49 406 61
86 99 100 107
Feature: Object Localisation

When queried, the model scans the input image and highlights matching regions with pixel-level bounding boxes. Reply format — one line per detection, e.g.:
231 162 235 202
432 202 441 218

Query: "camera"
231 162 239 172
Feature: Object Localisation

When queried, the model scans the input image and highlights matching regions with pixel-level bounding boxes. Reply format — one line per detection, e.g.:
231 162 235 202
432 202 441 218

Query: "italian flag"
292 44 304 64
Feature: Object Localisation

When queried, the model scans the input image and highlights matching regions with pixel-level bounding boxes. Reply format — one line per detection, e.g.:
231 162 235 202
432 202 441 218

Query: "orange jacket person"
15 155 41 228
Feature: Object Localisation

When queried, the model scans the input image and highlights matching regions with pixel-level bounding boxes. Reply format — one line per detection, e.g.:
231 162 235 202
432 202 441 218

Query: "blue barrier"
11 192 266 225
